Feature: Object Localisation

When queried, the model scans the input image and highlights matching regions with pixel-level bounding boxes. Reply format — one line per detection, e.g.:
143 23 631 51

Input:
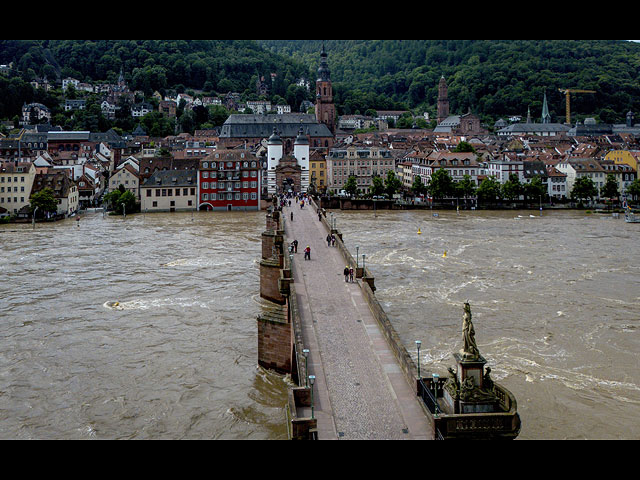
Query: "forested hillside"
2 40 640 131
1 40 309 95
259 40 640 124
0 40 311 124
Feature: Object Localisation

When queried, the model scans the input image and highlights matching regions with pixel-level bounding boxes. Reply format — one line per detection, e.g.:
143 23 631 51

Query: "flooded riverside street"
336 208 640 440
0 212 289 440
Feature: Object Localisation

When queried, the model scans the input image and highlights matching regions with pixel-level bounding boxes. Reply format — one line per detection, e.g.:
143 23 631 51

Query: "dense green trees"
0 40 312 133
29 188 58 216
259 40 640 125
2 40 640 134
571 176 599 205
104 187 138 215
626 179 640 201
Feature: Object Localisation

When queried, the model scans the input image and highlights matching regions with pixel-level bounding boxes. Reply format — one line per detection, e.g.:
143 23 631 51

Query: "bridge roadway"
285 203 432 440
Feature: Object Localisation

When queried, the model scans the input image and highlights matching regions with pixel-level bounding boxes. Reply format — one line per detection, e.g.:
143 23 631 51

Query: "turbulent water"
0 212 289 440
2 208 639 440
334 208 640 440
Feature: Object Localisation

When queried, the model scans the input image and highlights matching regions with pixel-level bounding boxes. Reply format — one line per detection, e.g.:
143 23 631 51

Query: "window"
146 190 152 197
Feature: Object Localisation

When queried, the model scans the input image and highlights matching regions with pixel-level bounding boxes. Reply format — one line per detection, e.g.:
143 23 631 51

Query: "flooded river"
2 208 638 440
336 209 640 440
0 212 289 440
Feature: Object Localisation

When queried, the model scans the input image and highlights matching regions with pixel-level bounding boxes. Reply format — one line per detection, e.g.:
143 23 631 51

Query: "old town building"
326 143 395 192
0 161 37 216
31 170 79 217
198 149 261 211
141 169 198 213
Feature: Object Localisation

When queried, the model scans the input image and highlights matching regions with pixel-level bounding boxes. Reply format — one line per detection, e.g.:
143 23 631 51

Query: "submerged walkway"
285 203 431 440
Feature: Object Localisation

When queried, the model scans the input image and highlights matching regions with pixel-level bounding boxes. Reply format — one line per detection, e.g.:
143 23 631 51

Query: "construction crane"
558 89 596 125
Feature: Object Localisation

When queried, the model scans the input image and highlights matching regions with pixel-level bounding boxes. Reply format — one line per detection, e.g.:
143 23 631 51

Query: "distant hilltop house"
22 103 52 126
0 63 13 75
65 99 86 112
132 102 154 118
338 115 386 131
376 110 410 124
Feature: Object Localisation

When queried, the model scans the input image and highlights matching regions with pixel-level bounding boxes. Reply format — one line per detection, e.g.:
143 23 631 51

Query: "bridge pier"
258 209 293 374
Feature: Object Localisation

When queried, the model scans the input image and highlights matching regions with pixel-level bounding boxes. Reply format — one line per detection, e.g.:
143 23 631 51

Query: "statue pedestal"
454 353 487 390
452 353 499 414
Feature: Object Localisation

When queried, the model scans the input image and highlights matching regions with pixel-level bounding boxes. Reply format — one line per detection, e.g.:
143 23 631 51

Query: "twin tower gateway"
266 127 310 196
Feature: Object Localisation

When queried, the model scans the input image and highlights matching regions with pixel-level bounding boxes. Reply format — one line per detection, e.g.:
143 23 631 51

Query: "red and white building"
198 150 262 211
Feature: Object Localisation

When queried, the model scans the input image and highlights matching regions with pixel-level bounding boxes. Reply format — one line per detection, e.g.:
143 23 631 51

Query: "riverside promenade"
284 202 432 440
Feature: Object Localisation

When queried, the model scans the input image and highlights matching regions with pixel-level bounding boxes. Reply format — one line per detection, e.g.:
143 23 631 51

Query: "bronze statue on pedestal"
461 302 480 360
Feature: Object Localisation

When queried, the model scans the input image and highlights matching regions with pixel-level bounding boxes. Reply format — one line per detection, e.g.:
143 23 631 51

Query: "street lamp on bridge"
415 341 422 380
309 375 316 420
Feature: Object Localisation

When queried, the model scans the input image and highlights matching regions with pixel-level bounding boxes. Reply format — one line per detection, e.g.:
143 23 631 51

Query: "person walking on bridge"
344 266 350 283
304 246 311 261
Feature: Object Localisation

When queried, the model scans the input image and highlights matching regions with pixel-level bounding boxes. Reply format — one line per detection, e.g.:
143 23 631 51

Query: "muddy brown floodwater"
0 211 290 440
2 208 639 440
334 208 640 440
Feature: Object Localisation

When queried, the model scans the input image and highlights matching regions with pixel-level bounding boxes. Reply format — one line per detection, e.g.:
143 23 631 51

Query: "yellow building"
0 161 37 216
309 150 327 193
605 150 640 171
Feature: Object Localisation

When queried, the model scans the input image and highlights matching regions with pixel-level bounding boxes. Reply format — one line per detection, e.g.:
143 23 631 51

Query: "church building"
434 76 488 136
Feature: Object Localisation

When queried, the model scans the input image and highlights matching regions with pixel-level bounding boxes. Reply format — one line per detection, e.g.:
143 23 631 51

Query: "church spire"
317 40 331 82
541 90 551 124
316 41 335 135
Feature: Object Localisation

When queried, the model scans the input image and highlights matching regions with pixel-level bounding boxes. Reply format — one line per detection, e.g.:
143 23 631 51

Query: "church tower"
437 76 450 125
315 42 336 135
